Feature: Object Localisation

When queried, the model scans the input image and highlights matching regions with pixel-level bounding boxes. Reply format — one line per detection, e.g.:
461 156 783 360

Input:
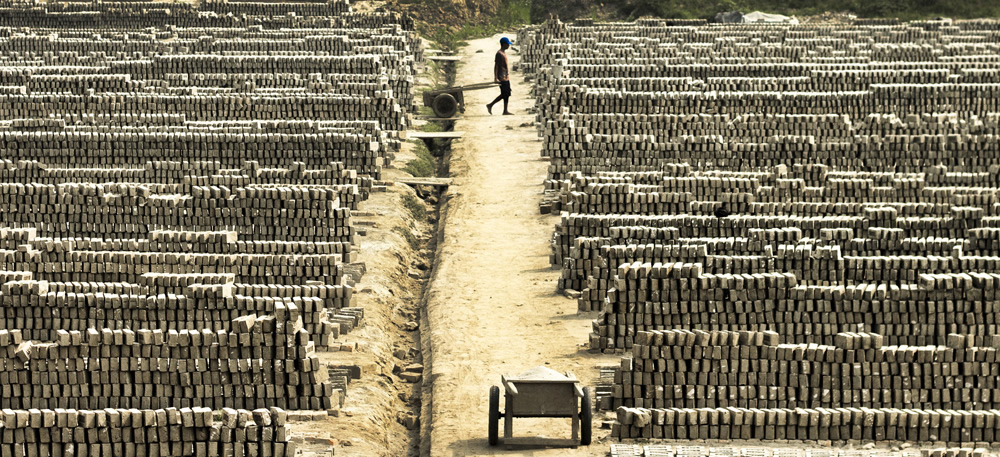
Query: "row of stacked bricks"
0 0 418 454
609 446 992 457
519 18 1000 347
0 228 354 346
518 16 1000 447
615 329 1000 411
0 407 291 457
613 329 1000 444
556 168 1000 314
588 260 1000 348
0 306 330 411
615 403 1000 444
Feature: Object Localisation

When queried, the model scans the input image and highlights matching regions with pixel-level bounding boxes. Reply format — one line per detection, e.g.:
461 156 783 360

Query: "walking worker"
487 37 513 115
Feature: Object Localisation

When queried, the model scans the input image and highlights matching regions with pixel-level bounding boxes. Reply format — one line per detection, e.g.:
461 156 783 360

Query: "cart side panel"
507 383 578 417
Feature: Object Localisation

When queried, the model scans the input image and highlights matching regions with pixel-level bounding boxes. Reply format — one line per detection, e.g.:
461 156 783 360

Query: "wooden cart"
487 366 593 448
422 82 499 118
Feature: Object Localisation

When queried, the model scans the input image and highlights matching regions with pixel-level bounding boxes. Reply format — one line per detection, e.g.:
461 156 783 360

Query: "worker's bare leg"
487 94 505 115
502 97 512 115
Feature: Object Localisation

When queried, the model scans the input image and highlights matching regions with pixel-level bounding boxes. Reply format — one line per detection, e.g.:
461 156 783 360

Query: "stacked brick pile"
0 0 417 452
608 445 992 457
0 407 295 457
520 18 1000 348
0 181 355 241
0 0 417 337
614 405 1000 443
520 17 1000 446
589 261 1000 348
201 0 352 16
0 309 331 410
613 329 1000 411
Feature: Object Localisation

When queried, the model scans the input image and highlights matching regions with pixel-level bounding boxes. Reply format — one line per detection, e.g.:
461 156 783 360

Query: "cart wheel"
488 386 500 446
432 93 458 118
580 387 593 445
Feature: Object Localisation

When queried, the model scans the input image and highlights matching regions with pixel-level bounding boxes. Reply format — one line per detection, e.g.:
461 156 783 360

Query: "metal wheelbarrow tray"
487 366 593 448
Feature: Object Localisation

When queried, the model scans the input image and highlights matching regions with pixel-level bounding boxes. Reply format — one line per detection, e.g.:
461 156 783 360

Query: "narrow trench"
407 57 459 457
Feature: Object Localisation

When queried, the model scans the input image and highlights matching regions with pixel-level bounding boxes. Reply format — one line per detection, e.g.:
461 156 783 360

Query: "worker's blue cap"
500 37 512 45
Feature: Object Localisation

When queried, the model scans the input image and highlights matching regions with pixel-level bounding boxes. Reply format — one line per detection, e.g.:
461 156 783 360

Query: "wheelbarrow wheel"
432 93 458 118
488 385 500 446
580 387 593 445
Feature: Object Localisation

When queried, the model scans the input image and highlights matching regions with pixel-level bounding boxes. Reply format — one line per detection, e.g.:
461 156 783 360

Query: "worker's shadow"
446 437 578 455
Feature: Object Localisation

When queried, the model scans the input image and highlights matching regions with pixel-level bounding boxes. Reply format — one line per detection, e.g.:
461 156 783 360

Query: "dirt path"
422 35 612 457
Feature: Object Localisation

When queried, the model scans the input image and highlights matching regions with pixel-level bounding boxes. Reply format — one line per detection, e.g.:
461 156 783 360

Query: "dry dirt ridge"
283 40 444 457
288 164 432 457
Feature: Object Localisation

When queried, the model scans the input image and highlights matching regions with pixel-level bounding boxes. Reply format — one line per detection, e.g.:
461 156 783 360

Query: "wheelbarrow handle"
460 82 501 91
500 375 519 395
564 372 584 397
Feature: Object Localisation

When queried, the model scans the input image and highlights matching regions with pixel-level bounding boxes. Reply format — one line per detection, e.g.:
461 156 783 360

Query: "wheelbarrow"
422 82 499 118
487 366 593 448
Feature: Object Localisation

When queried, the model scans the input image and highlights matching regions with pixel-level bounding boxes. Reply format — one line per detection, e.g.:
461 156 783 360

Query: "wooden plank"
457 82 499 91
396 177 453 187
427 56 461 62
407 131 464 139
415 117 461 121
425 82 497 98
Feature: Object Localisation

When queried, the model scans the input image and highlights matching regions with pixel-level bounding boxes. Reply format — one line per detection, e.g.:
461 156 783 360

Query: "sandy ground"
289 160 432 457
288 40 447 457
422 35 615 457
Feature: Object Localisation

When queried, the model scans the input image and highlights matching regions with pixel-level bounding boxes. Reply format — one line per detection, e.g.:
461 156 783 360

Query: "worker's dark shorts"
499 80 511 97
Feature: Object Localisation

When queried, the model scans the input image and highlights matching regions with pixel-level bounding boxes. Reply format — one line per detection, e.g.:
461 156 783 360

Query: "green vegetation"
421 121 444 133
424 59 447 91
401 194 428 221
417 0 530 51
403 140 437 178
623 0 999 20
392 225 421 250
531 0 1000 22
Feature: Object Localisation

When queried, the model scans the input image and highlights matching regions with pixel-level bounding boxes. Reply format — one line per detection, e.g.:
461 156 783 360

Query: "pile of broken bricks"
396 363 424 383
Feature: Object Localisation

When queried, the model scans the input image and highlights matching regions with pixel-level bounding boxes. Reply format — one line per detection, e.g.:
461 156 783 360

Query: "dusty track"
422 35 612 457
